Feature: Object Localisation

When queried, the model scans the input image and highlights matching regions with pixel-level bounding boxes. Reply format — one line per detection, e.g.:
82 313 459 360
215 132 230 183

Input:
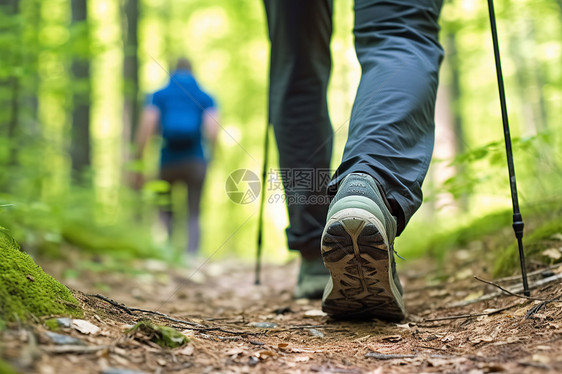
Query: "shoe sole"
321 207 406 321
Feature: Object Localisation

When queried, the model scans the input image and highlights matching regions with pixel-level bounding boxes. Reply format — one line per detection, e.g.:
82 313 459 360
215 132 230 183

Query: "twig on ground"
422 302 521 322
493 265 560 283
449 273 562 307
87 293 259 336
473 277 549 301
525 295 562 319
87 293 205 327
88 294 134 315
365 352 416 360
474 275 562 320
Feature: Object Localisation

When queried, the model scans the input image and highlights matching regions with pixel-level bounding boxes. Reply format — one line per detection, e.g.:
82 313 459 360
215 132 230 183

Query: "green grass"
397 208 512 262
493 217 562 277
397 198 562 278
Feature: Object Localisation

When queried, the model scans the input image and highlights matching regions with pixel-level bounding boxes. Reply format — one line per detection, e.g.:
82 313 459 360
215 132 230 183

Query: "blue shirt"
147 70 216 166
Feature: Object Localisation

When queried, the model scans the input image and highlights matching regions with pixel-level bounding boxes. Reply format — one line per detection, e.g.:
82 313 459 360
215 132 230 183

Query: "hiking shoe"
321 173 406 321
294 256 330 299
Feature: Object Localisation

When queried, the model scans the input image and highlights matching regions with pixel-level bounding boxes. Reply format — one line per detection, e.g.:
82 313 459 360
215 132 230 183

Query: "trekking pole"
487 0 530 296
255 122 271 285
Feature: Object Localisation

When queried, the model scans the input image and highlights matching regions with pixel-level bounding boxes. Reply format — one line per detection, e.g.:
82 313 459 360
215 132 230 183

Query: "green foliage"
61 220 162 260
493 217 562 277
397 209 512 262
0 185 166 262
0 230 83 324
434 131 555 200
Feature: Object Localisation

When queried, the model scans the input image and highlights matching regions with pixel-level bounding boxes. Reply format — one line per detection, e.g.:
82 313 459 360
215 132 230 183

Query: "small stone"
249 322 278 329
308 328 324 338
101 369 149 374
45 332 85 346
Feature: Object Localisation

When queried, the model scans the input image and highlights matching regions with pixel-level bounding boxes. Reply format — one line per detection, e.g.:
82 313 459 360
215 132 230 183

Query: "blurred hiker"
133 57 219 257
263 0 443 320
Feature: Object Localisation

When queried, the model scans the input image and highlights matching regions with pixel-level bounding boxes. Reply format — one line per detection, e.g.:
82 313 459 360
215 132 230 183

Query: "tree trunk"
430 29 467 215
0 0 20 167
122 0 140 150
70 0 92 183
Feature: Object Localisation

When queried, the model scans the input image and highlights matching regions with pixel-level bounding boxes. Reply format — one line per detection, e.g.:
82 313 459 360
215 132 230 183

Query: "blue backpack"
150 72 215 150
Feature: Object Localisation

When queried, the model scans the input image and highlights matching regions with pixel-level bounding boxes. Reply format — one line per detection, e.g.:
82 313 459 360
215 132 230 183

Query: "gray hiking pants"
263 0 444 259
159 160 207 254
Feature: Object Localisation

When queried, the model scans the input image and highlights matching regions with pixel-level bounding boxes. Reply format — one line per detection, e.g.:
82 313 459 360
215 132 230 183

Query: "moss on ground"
128 321 189 349
0 358 18 374
0 230 83 324
493 217 562 277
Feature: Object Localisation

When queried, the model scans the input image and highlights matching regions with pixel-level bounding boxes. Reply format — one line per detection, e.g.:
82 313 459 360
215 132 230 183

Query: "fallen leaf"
255 350 278 360
291 348 323 353
441 335 456 343
71 320 100 335
532 354 551 364
225 347 244 357
455 268 473 280
277 343 289 351
304 309 327 318
507 336 520 343
294 356 310 363
354 335 371 342
470 336 494 344
463 290 484 301
541 248 562 260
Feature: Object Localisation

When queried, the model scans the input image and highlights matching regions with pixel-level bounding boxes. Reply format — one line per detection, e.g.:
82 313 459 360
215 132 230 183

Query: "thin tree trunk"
122 0 140 148
430 30 467 215
0 0 20 167
23 0 40 129
70 0 91 183
446 32 465 157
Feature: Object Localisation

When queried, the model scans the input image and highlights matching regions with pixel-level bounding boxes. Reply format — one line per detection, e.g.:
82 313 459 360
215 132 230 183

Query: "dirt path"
2 244 562 374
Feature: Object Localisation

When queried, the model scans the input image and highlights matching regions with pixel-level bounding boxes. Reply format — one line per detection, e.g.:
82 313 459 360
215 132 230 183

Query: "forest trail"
3 241 562 374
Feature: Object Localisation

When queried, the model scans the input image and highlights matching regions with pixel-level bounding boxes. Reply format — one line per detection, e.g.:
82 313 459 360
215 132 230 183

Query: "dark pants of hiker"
263 0 444 259
159 160 207 254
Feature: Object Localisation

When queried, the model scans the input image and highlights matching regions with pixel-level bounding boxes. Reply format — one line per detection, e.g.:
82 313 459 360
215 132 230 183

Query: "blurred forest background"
0 0 560 270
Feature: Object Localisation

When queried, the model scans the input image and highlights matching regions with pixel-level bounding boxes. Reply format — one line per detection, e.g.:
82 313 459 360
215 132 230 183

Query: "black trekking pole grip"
487 0 530 296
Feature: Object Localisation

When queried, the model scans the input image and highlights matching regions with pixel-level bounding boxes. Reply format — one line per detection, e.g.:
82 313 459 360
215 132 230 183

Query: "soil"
1 241 562 374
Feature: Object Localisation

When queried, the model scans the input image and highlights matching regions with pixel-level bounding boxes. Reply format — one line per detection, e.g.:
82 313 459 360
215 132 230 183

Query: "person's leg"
263 0 334 299
158 168 176 240
329 0 444 233
184 161 207 255
322 0 444 320
263 0 334 261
